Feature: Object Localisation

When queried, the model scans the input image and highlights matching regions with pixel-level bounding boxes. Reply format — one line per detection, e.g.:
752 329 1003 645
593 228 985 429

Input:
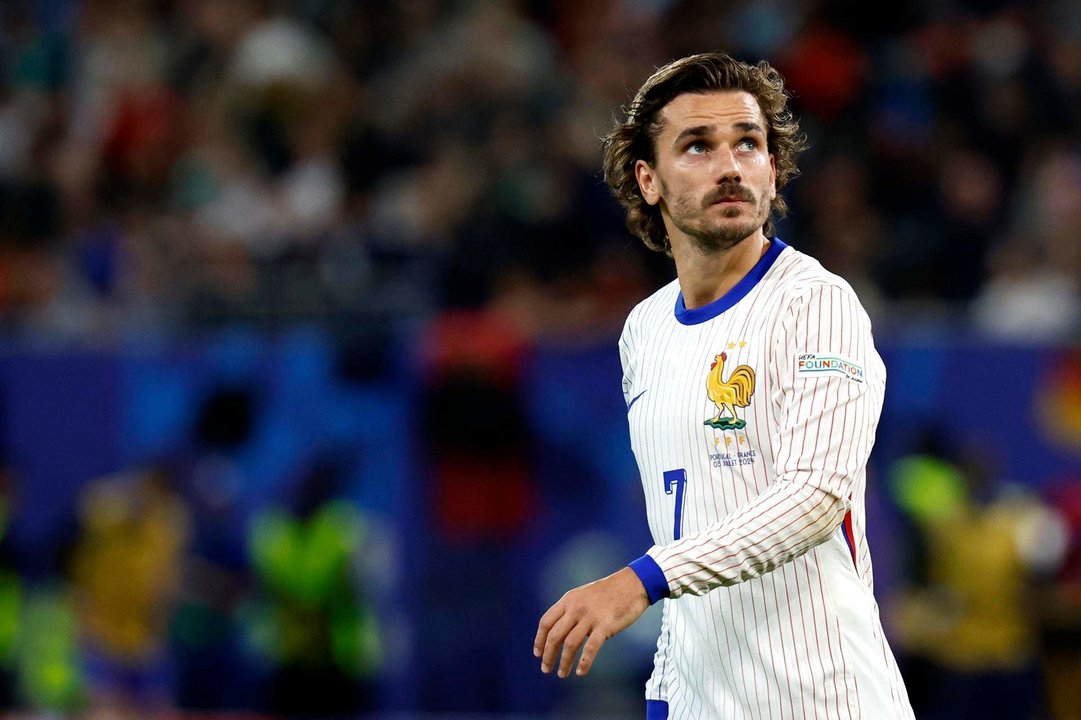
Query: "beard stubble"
665 180 771 254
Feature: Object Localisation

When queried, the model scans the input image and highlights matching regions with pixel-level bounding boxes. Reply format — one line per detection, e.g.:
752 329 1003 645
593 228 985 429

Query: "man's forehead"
658 91 766 133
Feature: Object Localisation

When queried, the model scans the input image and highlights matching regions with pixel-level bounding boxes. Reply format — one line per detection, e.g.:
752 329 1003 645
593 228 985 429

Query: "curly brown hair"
602 53 808 254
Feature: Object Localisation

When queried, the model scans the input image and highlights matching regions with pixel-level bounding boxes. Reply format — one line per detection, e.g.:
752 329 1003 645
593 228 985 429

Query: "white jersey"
622 239 913 720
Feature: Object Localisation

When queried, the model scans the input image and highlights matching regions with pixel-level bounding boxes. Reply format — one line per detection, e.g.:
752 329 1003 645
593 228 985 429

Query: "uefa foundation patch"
796 353 864 383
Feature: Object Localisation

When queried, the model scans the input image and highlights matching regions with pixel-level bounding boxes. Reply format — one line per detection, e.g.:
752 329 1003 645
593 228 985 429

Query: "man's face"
635 91 777 253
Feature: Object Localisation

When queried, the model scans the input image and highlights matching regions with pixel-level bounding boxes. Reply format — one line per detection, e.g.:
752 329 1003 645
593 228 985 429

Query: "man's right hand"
533 566 650 678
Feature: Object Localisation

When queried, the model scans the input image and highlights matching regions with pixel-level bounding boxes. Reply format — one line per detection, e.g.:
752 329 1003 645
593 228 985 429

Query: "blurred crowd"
0 0 1080 718
0 0 1078 343
0 385 389 718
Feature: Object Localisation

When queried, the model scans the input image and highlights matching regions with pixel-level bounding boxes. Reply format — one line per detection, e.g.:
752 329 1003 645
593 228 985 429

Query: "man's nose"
714 145 741 183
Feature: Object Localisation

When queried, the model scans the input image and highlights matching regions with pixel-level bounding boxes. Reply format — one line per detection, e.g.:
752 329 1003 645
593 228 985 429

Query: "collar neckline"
674 237 788 325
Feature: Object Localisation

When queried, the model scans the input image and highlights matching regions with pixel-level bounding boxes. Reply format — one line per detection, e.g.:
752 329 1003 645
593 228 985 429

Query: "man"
534 53 915 719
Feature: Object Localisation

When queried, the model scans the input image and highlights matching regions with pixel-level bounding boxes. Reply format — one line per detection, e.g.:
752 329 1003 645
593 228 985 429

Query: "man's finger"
541 612 577 673
534 602 565 657
576 629 608 676
557 625 591 678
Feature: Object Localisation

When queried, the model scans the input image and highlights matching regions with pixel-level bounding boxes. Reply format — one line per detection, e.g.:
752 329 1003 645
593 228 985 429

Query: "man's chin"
689 232 750 254
694 219 762 248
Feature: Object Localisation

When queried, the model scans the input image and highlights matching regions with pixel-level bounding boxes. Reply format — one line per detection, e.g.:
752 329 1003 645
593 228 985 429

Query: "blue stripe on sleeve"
629 554 671 605
646 699 670 719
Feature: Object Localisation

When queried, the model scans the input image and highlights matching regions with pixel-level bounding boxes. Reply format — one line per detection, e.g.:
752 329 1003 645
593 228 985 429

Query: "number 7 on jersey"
663 469 687 541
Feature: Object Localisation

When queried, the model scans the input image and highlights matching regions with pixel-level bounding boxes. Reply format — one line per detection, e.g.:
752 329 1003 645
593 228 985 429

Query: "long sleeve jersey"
622 239 914 720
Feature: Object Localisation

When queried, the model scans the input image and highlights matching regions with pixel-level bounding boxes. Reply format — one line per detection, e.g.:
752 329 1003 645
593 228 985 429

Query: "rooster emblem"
704 352 756 430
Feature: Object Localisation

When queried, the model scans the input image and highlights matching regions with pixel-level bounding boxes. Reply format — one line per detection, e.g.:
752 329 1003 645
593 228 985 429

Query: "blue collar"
674 237 788 325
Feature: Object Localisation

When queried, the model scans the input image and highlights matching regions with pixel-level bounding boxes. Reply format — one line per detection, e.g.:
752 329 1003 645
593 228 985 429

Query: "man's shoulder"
621 278 680 342
772 245 864 308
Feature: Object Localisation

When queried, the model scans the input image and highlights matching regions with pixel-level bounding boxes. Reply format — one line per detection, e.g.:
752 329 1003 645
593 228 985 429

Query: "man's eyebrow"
671 122 766 147
672 125 713 146
734 121 765 135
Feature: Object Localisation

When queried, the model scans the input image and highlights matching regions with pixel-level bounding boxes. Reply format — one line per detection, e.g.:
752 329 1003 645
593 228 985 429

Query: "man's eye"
687 141 708 154
737 138 758 151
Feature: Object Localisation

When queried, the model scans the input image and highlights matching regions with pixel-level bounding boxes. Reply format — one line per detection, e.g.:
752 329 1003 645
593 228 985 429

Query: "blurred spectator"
247 453 381 716
1040 475 1081 720
972 147 1081 341
1033 349 1081 718
69 466 191 715
972 233 1081 341
415 309 534 711
795 153 885 318
890 436 1067 720
17 585 84 714
423 309 532 541
0 180 63 332
172 385 259 712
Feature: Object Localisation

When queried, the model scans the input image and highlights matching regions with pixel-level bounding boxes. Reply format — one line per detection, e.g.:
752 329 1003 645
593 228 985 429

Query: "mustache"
702 183 755 208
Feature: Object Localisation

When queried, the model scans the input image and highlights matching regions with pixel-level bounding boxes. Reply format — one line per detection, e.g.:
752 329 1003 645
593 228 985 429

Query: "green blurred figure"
247 455 381 715
0 478 20 708
0 469 85 715
17 588 84 713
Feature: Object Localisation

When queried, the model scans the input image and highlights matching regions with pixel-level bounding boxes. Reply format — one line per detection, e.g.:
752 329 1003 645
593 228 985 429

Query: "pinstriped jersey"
621 239 914 719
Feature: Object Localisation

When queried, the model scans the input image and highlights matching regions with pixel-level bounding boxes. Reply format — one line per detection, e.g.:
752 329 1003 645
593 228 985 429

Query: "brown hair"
602 53 807 254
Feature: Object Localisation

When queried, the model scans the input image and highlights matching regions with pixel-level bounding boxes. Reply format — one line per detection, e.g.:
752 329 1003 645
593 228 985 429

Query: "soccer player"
534 53 915 719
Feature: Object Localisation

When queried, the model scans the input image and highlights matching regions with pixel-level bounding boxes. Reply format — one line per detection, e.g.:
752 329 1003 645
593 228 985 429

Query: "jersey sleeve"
618 309 637 407
630 282 884 601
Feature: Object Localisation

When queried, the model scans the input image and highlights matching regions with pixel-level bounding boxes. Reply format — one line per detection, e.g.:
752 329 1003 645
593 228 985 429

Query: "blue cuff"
646 699 669 719
629 554 671 605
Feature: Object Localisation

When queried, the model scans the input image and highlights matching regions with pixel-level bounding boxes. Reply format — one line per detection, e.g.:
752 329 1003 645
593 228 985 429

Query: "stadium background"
0 0 1078 718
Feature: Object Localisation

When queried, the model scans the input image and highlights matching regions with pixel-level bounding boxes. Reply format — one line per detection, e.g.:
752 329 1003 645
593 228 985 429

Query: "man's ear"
769 154 777 201
635 160 662 206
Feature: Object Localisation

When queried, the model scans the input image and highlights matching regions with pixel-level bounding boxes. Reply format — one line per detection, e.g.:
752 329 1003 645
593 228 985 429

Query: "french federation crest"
704 352 756 430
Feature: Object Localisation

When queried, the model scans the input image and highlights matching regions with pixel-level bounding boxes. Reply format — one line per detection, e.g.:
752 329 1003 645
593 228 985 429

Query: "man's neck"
672 232 771 309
